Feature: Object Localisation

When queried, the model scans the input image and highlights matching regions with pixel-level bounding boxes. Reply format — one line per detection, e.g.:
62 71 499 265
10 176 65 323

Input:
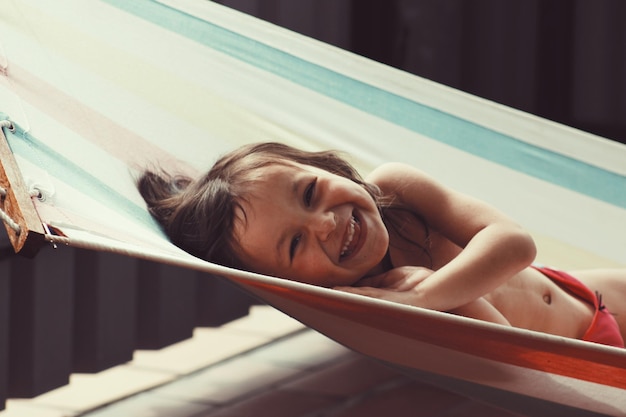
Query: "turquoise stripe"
0 117 164 235
103 0 626 209
104 0 626 209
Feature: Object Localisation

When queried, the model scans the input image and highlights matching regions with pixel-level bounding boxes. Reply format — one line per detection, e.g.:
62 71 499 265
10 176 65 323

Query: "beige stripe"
1 64 195 174
2 1 296 169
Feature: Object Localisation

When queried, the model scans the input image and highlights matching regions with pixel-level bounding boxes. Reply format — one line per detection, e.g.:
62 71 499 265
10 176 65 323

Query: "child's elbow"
510 227 537 268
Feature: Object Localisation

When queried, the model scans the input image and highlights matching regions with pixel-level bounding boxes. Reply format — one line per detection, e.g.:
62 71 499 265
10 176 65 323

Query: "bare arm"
357 162 536 312
450 298 511 325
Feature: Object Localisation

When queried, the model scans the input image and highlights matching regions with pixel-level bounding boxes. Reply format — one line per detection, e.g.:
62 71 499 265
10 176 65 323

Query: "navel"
543 292 552 305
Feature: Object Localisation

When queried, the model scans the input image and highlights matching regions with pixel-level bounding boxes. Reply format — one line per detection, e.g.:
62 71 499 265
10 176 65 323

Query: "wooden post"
73 249 138 373
136 261 197 349
0 238 10 410
8 245 74 398
196 274 256 327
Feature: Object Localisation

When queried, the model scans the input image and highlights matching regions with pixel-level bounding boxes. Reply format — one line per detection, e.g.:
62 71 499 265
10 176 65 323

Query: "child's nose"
310 211 336 241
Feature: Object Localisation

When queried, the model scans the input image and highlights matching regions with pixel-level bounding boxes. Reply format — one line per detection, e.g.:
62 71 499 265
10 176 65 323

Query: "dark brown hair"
137 142 381 269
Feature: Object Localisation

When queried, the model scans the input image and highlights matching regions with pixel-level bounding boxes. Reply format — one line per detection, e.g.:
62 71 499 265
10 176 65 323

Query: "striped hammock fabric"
1 1 625 415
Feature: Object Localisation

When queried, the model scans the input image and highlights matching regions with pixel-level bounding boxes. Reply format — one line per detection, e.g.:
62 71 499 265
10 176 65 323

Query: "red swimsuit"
533 266 624 348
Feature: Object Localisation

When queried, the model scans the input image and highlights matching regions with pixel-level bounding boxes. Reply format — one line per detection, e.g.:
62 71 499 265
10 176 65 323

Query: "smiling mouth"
340 214 360 259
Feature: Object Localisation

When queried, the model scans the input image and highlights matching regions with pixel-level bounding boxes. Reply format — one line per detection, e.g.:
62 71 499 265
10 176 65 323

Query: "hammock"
1 1 625 415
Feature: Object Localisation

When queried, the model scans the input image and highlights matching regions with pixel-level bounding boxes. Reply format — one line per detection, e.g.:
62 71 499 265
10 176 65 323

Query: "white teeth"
340 216 356 257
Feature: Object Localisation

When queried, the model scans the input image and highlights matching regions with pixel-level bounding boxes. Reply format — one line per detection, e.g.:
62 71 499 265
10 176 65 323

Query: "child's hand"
334 266 434 307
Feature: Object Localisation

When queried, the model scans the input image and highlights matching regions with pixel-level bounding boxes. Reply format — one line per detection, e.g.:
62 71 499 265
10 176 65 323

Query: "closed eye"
304 178 317 207
290 178 315 261
289 234 302 261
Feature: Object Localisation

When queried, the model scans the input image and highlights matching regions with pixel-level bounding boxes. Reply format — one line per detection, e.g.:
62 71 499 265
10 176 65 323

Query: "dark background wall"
215 0 626 144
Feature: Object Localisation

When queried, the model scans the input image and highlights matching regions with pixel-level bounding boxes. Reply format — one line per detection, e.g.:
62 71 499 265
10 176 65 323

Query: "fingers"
334 285 417 307
352 273 388 288
353 268 407 288
354 266 433 289
334 285 398 303
335 266 435 308
334 285 385 297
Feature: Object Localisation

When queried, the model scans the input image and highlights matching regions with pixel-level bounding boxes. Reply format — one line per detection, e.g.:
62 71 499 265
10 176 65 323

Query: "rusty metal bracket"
0 121 46 257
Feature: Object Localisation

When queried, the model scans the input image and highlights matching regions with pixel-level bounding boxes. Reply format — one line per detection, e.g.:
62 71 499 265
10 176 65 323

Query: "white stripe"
162 0 626 177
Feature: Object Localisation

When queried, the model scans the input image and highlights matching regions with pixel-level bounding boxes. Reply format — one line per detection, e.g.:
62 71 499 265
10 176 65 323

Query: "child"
138 142 626 348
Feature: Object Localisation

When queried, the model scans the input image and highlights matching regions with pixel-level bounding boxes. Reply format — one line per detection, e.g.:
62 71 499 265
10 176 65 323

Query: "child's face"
233 161 389 287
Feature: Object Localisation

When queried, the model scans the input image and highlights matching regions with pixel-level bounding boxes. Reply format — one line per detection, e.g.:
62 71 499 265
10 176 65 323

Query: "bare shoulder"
366 162 432 194
366 162 455 210
365 162 527 248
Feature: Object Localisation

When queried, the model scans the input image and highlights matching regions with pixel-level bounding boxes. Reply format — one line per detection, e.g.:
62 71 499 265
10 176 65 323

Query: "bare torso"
482 268 594 338
386 215 594 339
